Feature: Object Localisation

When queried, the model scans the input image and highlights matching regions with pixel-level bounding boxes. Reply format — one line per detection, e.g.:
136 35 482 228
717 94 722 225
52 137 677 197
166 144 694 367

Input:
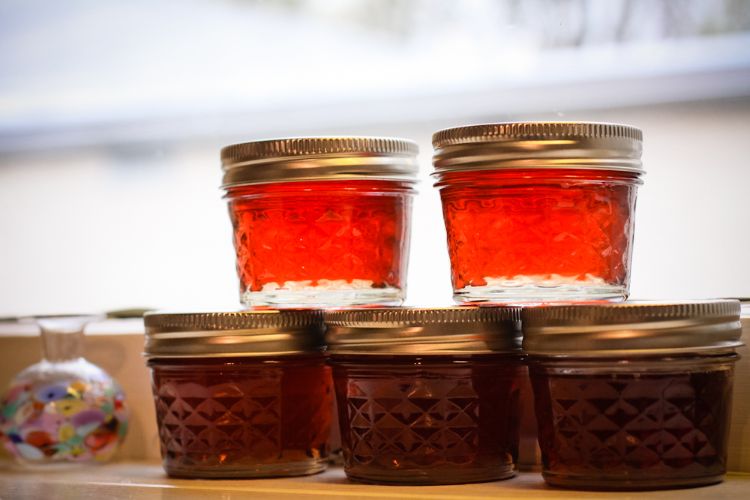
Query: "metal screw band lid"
221 137 419 188
325 307 521 355
432 122 643 176
144 310 325 359
522 300 742 357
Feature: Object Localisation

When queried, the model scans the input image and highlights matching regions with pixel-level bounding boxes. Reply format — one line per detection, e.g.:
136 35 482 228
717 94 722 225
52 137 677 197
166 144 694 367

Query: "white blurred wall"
0 97 747 315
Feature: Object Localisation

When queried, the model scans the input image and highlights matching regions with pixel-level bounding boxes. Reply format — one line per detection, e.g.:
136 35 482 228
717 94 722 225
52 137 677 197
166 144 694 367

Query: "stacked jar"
140 125 743 491
432 122 644 303
221 137 419 308
325 307 524 485
144 310 333 478
522 300 742 490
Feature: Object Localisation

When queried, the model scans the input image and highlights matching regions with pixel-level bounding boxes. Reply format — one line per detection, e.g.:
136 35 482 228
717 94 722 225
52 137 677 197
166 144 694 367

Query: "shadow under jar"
144 310 332 479
432 122 644 303
325 307 524 485
522 300 743 490
221 137 418 308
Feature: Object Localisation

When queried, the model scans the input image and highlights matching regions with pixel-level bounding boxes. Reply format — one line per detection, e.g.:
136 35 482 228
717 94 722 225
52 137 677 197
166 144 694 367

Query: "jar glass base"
164 458 328 479
453 282 627 303
542 471 724 491
242 285 404 308
345 465 516 486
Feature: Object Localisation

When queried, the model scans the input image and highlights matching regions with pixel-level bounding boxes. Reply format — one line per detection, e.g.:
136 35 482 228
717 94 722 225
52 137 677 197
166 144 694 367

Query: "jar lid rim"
433 121 642 147
325 307 521 355
144 310 325 358
522 300 743 356
432 121 643 175
221 136 419 187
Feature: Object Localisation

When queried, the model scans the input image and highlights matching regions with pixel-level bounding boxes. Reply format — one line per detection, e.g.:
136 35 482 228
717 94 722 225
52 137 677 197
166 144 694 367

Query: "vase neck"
41 329 85 362
36 316 94 362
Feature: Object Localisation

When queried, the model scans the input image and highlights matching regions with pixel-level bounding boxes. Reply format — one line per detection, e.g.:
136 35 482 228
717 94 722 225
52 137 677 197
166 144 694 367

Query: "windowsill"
0 461 748 499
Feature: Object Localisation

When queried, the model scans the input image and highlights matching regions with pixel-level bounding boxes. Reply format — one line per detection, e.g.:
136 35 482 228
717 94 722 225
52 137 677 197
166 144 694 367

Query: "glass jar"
432 122 644 303
221 137 418 308
144 310 332 478
522 300 742 490
325 307 524 485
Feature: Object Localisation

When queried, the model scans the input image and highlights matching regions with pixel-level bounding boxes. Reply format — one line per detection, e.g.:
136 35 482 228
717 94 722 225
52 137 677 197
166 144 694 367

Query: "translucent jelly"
330 354 523 485
529 355 737 490
148 355 332 478
437 169 641 302
226 180 413 307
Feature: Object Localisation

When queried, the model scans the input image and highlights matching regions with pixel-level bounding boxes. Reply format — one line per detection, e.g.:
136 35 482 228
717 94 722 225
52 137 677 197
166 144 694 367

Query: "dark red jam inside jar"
331 354 523 485
221 138 418 308
522 301 743 490
529 355 735 490
325 307 523 485
432 122 643 303
144 310 332 479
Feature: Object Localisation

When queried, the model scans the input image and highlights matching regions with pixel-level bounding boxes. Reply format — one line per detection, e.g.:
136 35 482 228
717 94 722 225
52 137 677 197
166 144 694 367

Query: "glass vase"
0 315 128 467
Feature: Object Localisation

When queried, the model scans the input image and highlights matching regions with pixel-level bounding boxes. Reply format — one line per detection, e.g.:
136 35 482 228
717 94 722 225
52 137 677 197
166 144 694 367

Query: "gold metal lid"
325 307 521 355
432 122 643 176
144 310 325 359
522 300 742 357
221 137 419 188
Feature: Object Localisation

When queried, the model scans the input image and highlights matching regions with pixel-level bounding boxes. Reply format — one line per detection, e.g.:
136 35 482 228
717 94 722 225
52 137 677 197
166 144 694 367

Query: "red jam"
529 356 736 490
437 169 639 298
148 355 332 478
226 180 413 305
330 354 524 485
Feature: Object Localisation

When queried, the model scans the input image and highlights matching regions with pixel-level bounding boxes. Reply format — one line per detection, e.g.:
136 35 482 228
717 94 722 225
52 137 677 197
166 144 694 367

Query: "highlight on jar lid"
221 136 419 188
432 121 643 175
143 309 325 358
522 299 743 357
324 307 521 355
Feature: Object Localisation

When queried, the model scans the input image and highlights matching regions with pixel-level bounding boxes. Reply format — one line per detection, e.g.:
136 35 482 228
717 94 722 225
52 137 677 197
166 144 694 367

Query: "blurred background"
0 0 749 315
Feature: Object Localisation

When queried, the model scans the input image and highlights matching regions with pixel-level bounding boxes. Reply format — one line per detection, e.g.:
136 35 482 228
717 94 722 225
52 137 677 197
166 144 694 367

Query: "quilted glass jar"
222 137 418 308
432 122 644 303
325 307 524 485
522 300 742 490
144 310 332 479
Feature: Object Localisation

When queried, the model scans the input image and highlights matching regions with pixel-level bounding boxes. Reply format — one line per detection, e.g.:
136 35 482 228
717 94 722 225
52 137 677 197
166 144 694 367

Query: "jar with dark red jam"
432 122 644 303
144 310 332 478
325 307 524 485
221 137 418 308
522 300 742 490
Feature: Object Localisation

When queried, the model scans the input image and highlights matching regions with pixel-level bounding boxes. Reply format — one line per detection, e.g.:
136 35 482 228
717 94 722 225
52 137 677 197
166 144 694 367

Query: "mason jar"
325 307 524 485
522 300 742 490
144 310 332 478
432 122 644 303
221 137 418 308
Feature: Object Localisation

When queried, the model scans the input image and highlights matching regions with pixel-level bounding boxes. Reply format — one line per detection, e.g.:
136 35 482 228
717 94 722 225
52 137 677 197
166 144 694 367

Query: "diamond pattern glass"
226 180 413 307
149 355 332 478
437 169 640 302
529 356 736 489
331 355 523 485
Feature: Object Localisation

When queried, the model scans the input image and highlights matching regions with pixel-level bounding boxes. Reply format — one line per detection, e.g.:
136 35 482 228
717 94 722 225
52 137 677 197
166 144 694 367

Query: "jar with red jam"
522 300 742 490
144 310 332 478
325 307 524 485
432 122 644 303
221 137 418 308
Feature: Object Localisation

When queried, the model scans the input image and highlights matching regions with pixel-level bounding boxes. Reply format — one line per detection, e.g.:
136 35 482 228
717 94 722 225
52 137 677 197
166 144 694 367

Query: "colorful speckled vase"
0 315 128 466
